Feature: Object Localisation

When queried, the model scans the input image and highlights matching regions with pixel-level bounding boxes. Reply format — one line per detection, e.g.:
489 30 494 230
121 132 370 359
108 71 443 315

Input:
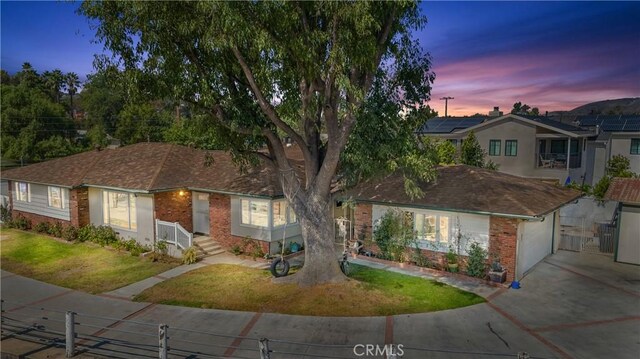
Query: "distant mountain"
568 98 640 115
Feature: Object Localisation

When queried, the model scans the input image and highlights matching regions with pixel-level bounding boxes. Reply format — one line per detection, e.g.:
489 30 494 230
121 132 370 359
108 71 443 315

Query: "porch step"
193 236 225 258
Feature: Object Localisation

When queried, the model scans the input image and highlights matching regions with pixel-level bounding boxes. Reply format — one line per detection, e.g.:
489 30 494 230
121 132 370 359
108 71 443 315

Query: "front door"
192 192 210 234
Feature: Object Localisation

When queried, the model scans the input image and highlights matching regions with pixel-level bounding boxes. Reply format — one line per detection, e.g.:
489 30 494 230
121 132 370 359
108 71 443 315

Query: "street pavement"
1 250 639 359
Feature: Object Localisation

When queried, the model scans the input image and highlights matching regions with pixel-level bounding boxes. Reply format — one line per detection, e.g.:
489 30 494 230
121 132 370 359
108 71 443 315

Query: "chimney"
488 106 503 117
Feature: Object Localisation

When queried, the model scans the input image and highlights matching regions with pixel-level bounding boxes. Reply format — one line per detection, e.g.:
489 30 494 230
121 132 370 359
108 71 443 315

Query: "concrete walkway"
2 250 639 359
104 253 270 299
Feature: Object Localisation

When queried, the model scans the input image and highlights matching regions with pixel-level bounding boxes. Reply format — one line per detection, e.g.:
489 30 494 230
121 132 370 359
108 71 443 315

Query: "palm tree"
42 69 64 103
65 72 80 119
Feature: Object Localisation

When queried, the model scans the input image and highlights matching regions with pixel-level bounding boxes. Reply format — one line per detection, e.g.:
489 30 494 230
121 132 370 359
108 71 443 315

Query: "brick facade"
354 203 373 241
154 190 193 232
489 216 519 282
208 193 269 253
11 210 71 228
69 188 89 227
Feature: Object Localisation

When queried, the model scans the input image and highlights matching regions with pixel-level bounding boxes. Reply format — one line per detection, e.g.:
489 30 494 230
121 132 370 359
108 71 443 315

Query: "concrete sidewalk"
2 250 638 359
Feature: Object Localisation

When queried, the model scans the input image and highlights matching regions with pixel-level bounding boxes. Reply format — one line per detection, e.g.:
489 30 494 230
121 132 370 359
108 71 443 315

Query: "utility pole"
440 96 454 117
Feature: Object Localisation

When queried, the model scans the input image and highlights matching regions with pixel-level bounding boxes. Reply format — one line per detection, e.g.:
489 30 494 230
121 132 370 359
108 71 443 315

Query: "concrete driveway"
1 250 638 359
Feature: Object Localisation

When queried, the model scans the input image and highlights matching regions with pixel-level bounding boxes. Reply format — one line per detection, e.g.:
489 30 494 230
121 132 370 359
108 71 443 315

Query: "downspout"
551 212 556 254
614 203 622 262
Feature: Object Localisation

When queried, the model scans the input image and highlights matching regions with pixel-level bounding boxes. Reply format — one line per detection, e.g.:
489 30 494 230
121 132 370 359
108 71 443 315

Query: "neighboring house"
604 178 640 266
419 114 640 185
2 143 302 256
342 165 582 281
574 115 640 184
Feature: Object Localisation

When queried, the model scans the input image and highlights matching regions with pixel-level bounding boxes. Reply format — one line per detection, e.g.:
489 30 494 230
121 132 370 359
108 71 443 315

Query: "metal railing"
1 299 550 359
536 153 581 169
155 219 192 250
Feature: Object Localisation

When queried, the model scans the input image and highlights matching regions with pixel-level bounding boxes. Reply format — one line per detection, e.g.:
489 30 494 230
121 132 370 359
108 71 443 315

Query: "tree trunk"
274 193 347 286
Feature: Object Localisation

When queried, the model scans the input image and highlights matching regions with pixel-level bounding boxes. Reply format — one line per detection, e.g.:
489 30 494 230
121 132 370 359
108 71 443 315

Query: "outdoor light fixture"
179 190 185 197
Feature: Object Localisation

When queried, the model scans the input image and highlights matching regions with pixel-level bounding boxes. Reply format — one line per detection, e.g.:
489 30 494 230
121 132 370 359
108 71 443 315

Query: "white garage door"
517 213 554 279
617 206 640 265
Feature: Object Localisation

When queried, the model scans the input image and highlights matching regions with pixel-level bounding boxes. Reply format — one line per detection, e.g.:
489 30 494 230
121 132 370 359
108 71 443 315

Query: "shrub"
92 225 119 246
61 225 79 242
34 222 51 234
1 205 12 223
373 209 416 262
154 240 168 255
466 242 488 278
231 245 242 255
77 225 94 242
182 246 198 264
12 215 31 230
48 222 63 237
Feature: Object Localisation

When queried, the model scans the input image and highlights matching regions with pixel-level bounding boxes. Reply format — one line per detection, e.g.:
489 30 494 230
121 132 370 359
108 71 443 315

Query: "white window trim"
47 186 66 209
414 212 451 248
272 200 298 228
240 198 270 228
102 190 137 231
15 182 31 202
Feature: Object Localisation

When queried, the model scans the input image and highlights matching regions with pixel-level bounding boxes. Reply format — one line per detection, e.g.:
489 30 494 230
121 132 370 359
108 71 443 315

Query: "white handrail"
155 219 192 250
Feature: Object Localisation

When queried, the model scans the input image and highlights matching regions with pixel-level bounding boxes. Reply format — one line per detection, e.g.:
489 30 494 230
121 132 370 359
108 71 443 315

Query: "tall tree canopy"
81 1 435 285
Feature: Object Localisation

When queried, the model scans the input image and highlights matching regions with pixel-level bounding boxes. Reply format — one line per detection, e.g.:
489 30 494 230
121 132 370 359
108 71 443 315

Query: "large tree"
81 1 434 285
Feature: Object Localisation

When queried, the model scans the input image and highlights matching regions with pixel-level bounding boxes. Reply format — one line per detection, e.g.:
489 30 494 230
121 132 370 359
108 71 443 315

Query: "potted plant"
488 258 507 283
446 249 459 272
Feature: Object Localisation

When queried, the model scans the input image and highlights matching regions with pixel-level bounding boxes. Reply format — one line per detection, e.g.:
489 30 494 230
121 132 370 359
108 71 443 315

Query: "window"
272 200 297 227
448 139 458 146
489 140 501 156
48 186 66 209
241 199 269 227
505 140 518 156
103 191 137 230
15 182 30 202
415 213 450 244
631 139 640 155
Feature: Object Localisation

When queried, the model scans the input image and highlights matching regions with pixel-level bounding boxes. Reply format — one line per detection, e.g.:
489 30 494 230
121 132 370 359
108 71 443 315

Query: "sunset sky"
2 1 639 116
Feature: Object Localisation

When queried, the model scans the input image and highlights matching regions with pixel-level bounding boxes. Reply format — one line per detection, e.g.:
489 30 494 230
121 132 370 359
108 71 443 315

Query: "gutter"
3 179 74 190
177 187 277 200
339 198 540 220
82 184 151 194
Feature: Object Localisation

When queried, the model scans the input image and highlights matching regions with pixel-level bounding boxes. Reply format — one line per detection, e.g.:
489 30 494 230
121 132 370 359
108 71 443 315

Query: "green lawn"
0 229 179 293
134 263 484 316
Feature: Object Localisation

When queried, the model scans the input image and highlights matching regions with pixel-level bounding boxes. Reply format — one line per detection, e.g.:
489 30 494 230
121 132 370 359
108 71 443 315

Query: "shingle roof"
604 178 640 204
418 117 486 134
2 143 294 197
342 165 582 217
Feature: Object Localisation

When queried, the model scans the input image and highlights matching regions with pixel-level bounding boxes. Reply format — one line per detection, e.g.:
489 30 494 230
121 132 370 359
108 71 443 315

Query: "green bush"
182 246 198 264
77 225 94 242
61 225 79 242
12 215 31 230
48 222 63 237
373 209 416 262
34 222 51 234
231 245 242 255
0 205 11 223
466 242 488 278
92 225 119 246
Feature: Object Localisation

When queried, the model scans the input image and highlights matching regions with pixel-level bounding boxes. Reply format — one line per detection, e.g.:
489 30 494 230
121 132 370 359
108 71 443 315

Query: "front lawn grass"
0 229 178 293
134 263 484 316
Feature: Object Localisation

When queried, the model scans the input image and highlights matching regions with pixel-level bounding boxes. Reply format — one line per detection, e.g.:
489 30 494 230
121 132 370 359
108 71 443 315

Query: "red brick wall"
69 188 89 227
489 216 519 282
208 193 269 254
354 203 373 241
154 190 193 232
12 210 70 228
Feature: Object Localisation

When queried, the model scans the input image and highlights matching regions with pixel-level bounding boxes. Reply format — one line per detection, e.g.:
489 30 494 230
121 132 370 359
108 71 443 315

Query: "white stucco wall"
617 205 640 265
609 136 640 174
